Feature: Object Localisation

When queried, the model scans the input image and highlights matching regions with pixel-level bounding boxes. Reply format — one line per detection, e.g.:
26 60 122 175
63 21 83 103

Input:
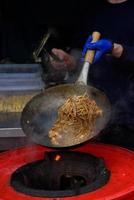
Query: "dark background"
0 0 105 62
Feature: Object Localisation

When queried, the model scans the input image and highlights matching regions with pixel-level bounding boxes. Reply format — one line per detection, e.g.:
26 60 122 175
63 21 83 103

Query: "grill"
11 151 110 197
0 143 134 200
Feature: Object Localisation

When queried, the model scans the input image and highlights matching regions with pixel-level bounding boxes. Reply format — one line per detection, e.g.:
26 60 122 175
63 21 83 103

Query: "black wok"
21 32 111 148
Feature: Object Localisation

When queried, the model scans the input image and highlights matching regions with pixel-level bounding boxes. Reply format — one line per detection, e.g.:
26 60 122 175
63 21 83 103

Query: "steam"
109 80 134 126
47 27 59 39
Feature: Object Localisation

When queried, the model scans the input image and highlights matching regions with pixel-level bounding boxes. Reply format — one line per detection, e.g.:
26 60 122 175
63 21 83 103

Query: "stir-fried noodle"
49 94 102 146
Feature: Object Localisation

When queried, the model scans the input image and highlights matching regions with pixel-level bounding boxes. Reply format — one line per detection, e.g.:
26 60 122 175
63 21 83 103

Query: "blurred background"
0 0 105 63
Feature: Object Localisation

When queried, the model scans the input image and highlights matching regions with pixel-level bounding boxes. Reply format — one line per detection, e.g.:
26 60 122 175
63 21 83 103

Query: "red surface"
0 143 134 200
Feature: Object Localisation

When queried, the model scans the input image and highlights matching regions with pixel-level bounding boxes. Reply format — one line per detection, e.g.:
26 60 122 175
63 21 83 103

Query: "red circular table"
0 143 134 200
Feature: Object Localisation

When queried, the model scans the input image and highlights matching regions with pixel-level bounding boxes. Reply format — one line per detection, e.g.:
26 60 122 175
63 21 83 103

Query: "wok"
21 32 111 148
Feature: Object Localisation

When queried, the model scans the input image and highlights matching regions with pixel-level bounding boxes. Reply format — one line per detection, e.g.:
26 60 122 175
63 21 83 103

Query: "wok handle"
76 31 101 84
85 31 101 64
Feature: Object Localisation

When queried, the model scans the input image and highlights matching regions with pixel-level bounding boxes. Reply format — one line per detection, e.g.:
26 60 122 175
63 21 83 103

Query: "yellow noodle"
48 95 102 146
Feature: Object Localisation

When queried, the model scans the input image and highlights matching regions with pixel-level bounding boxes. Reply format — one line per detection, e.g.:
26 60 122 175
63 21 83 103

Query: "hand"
51 48 76 70
82 36 113 63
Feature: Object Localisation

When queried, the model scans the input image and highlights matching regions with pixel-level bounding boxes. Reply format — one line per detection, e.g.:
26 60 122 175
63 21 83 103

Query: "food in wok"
48 94 102 146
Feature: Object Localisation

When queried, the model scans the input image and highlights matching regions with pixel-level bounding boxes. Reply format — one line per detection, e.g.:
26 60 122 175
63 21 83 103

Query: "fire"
54 154 61 161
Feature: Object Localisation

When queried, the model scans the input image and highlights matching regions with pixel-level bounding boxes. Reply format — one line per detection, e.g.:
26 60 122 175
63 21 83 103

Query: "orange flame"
54 154 61 161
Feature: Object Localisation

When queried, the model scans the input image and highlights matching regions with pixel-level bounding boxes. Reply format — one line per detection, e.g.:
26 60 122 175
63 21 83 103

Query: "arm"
115 44 134 63
112 43 123 58
83 36 134 63
50 48 76 70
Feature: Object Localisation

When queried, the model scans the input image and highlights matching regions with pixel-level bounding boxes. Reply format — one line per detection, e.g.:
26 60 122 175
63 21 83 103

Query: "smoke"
109 79 134 126
47 27 59 39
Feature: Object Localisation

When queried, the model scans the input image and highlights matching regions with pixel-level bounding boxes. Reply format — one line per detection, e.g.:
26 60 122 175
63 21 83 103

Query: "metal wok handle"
77 31 101 85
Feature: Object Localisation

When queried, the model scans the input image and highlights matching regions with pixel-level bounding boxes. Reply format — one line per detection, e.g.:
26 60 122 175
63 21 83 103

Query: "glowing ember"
54 154 61 161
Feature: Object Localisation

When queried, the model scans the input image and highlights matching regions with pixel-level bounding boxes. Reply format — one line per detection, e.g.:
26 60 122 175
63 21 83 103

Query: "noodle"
48 94 102 146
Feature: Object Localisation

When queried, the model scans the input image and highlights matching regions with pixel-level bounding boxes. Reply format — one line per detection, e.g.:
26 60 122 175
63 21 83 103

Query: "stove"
11 151 110 198
0 143 134 200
